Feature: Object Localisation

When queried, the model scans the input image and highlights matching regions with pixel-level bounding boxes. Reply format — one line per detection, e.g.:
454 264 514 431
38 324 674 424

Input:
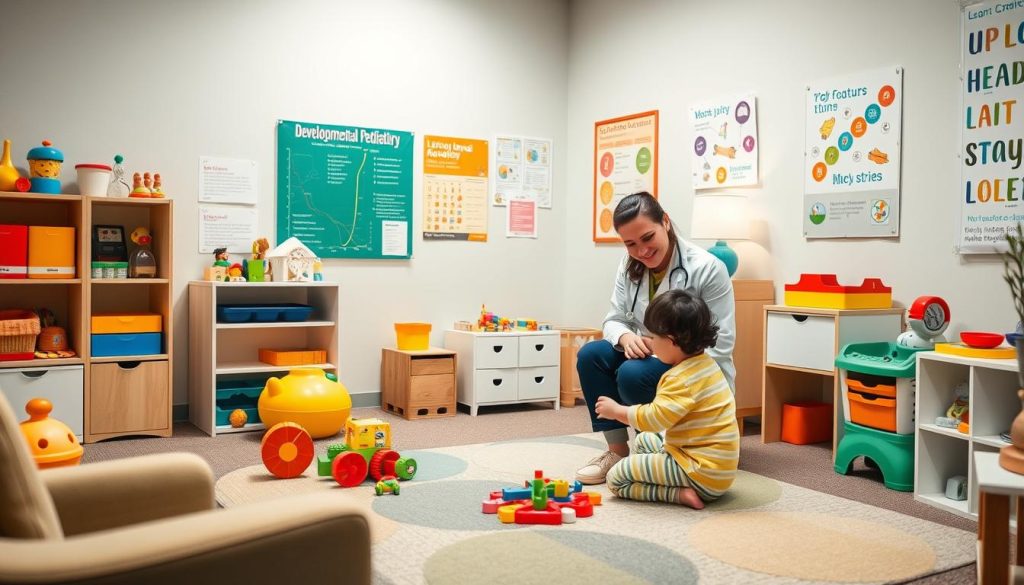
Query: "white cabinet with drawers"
444 330 560 415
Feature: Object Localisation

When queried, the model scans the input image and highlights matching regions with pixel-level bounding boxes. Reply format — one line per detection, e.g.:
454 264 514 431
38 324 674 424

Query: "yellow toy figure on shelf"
130 172 151 198
151 173 165 198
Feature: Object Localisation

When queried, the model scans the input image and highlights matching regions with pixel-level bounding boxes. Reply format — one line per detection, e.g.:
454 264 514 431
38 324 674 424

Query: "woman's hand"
595 396 628 424
619 332 653 359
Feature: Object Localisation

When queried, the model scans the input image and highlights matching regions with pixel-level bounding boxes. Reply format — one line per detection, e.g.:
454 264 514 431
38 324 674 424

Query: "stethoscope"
626 251 688 321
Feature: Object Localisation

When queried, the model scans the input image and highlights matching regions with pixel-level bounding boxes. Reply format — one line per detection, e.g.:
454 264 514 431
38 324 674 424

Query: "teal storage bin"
215 378 267 427
91 333 162 357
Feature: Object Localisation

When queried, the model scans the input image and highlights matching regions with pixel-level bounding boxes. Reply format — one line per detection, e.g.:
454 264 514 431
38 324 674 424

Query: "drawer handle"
492 346 503 354
534 376 544 383
20 371 47 379
491 378 503 386
791 315 809 323
535 344 544 352
117 361 142 370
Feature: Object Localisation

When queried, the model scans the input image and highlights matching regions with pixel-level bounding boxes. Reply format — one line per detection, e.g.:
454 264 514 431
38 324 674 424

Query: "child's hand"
595 396 625 422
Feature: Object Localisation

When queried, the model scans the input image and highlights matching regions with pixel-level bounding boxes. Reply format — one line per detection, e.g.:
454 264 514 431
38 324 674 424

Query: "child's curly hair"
643 289 719 354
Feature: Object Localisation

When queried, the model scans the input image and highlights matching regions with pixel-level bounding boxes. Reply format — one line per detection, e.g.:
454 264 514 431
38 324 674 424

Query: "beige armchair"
0 392 371 585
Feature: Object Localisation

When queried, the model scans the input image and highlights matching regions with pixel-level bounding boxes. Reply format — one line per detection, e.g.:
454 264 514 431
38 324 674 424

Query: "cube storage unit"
91 313 163 358
914 351 1020 520
444 329 560 416
188 281 339 435
380 347 456 420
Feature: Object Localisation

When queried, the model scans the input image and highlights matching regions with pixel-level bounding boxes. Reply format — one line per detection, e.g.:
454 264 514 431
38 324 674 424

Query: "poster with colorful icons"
423 135 489 241
689 95 759 189
593 110 658 242
803 68 903 238
958 1 1024 254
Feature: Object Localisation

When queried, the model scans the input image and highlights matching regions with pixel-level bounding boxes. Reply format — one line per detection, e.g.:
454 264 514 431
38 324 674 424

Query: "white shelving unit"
188 281 339 436
914 350 1020 521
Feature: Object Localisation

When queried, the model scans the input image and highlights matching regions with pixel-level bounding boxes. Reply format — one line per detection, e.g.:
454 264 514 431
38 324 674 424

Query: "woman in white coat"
575 191 736 485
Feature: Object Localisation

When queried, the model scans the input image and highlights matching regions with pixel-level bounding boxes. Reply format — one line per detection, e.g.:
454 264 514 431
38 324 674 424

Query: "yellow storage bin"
395 322 431 351
91 313 163 334
28 226 75 279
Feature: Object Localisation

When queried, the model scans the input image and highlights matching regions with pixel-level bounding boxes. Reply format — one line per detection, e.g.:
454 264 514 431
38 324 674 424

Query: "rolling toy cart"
834 342 925 491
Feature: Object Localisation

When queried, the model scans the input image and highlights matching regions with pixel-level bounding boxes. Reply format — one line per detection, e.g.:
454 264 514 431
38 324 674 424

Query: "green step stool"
834 421 914 491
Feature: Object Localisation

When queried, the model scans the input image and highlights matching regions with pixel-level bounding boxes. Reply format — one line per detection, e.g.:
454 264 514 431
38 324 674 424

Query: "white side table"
974 451 1024 585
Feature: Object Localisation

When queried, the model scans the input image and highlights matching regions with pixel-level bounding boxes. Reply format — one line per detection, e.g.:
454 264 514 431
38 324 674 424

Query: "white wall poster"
198 156 258 205
690 95 759 189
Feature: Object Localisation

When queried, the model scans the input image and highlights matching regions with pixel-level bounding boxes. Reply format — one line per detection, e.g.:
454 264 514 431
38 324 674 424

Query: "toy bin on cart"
833 342 924 492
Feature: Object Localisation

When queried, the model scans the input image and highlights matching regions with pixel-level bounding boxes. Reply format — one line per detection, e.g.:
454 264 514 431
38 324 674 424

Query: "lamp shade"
690 194 751 241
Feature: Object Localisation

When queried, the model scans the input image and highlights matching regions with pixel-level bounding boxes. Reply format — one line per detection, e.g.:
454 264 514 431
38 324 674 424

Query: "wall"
563 0 1011 337
0 0 569 405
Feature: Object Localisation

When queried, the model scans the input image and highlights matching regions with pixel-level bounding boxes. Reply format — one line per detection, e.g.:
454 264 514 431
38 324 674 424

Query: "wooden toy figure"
143 172 153 192
130 172 151 198
151 173 164 198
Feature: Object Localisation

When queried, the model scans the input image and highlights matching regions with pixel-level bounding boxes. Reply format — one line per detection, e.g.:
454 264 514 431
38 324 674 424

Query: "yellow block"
784 291 891 310
497 504 518 524
345 417 391 450
91 313 162 334
934 343 1015 359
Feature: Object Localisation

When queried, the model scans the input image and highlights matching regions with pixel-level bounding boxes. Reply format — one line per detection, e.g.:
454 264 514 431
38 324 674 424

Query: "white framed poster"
804 67 903 238
957 1 1024 253
690 95 758 189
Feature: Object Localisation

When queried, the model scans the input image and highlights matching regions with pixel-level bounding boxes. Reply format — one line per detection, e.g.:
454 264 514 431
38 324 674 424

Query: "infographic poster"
593 110 658 242
690 95 759 189
277 120 414 259
958 1 1024 254
423 135 489 241
493 135 552 208
804 68 903 238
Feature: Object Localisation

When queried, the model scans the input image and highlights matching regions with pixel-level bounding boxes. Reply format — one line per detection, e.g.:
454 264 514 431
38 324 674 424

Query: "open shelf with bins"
0 192 87 436
914 351 1019 521
188 281 340 436
85 196 173 442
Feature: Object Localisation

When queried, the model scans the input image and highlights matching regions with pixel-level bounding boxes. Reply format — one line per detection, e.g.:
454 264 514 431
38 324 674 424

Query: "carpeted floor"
81 402 979 584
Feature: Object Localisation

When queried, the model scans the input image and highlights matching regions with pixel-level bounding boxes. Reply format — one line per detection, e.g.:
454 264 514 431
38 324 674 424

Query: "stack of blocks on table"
783 273 892 310
482 470 602 525
91 313 162 357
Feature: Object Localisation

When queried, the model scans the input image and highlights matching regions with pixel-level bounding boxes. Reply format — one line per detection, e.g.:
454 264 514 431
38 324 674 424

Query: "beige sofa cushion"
0 392 62 539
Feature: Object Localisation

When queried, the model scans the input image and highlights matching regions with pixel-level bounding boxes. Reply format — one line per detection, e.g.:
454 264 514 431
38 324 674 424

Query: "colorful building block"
784 274 892 309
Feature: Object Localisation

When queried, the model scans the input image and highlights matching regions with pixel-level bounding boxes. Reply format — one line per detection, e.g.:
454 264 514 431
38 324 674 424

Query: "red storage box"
781 401 833 445
0 225 28 279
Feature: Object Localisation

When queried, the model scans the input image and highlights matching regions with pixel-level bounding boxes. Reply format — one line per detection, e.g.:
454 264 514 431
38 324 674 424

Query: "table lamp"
690 194 750 276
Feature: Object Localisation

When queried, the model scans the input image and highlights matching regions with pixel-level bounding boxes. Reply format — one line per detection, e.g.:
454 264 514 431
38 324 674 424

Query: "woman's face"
617 214 672 270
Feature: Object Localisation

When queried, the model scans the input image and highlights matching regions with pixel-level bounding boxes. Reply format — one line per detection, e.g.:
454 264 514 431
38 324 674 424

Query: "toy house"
266 237 317 282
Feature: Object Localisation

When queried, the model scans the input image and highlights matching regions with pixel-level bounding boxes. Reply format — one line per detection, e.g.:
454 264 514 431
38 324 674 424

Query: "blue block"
91 333 162 357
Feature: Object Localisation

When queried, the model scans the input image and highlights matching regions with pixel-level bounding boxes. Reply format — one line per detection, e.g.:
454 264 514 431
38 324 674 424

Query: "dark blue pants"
576 339 672 432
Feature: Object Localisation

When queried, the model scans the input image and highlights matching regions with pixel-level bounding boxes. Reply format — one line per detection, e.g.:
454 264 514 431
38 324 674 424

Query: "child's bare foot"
677 487 705 510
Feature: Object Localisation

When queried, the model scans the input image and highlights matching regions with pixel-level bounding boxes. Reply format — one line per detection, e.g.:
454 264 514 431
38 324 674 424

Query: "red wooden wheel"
260 422 313 479
369 449 400 481
332 451 369 487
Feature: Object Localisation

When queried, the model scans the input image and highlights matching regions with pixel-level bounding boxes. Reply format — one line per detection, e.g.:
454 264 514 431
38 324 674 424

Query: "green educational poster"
277 119 414 259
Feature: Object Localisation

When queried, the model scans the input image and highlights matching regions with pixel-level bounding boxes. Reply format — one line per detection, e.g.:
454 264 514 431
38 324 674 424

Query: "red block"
781 401 833 445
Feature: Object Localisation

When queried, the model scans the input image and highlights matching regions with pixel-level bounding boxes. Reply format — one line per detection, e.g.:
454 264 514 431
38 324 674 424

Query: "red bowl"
960 331 1005 349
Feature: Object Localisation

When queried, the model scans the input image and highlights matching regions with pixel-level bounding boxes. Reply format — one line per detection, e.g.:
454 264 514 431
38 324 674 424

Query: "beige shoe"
575 451 624 485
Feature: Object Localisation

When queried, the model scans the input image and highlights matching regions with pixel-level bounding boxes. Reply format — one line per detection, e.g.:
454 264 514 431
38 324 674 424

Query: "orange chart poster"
423 135 489 241
593 111 658 242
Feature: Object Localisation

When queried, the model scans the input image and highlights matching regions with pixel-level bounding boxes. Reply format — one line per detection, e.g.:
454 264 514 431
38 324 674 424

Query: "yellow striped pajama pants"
605 432 707 503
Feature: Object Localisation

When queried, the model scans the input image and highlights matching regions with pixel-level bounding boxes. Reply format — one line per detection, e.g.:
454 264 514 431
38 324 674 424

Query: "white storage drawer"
518 334 559 367
474 369 517 403
0 365 84 438
518 366 559 400
766 312 836 372
474 337 519 369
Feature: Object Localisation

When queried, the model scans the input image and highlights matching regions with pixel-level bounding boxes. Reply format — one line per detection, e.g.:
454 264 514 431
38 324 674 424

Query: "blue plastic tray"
216 303 314 323
215 379 267 427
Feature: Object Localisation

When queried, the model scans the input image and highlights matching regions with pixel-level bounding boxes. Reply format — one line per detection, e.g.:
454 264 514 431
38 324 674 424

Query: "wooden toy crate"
380 347 456 420
557 328 602 407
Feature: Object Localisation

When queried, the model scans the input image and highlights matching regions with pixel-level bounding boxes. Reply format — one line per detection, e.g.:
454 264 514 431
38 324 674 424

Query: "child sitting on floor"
595 288 739 509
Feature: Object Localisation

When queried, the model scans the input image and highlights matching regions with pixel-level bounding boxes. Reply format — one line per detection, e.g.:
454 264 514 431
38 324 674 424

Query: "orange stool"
781 401 833 445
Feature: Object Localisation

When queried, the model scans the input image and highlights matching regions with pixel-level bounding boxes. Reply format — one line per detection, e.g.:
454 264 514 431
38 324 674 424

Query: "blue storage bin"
216 303 314 323
215 379 266 427
91 333 162 357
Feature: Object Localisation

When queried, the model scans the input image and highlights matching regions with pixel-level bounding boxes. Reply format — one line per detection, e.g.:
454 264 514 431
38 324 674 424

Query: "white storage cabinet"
0 365 84 439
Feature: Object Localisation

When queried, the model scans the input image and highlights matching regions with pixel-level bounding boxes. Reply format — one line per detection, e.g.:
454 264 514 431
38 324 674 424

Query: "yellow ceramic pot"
257 368 351 438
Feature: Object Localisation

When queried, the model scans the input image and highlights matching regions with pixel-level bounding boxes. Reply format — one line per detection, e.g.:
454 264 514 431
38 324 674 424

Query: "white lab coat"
602 236 736 392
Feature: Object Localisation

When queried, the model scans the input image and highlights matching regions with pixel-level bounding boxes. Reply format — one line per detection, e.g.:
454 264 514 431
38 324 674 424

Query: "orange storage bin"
781 401 833 445
91 313 162 334
395 322 431 351
258 348 327 366
28 226 75 279
846 378 897 432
